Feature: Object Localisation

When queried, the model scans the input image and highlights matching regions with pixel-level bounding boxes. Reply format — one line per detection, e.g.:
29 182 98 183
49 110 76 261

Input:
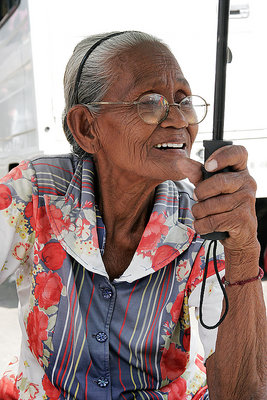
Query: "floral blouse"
0 154 225 400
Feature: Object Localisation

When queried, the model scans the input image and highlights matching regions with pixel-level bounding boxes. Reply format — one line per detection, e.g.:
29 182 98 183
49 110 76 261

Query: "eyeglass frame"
82 94 210 125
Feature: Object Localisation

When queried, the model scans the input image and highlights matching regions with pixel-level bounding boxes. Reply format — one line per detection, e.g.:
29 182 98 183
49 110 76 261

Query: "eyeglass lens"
137 93 206 125
137 94 168 124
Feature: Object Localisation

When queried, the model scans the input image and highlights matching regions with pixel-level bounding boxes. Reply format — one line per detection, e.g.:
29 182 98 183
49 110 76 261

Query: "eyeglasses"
84 93 209 125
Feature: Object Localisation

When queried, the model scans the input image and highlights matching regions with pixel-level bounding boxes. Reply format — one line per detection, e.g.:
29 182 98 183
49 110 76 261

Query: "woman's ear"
67 105 101 154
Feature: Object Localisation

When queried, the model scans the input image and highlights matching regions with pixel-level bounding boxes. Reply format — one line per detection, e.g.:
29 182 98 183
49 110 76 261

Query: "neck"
94 157 160 241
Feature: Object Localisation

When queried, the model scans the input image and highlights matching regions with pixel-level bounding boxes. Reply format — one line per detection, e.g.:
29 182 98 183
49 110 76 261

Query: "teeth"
155 143 184 149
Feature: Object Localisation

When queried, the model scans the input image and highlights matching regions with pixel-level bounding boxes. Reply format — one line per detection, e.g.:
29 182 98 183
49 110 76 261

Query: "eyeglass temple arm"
85 101 138 105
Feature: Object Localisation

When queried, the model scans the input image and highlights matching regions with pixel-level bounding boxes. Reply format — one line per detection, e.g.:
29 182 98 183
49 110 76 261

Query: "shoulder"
30 153 81 196
31 153 77 174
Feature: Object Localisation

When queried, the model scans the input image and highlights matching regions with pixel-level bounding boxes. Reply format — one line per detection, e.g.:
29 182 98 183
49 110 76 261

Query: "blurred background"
0 0 267 374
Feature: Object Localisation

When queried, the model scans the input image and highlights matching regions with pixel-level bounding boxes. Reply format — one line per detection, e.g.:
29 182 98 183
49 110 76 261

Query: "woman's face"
91 41 198 183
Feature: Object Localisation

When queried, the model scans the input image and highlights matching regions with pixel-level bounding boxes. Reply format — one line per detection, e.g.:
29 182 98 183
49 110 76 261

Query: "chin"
153 169 187 184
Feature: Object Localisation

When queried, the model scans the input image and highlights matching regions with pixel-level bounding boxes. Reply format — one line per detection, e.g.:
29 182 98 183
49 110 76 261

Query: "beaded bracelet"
222 267 264 287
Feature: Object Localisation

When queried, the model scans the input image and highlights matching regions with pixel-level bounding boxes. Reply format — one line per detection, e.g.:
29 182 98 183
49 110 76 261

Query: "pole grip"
200 139 233 241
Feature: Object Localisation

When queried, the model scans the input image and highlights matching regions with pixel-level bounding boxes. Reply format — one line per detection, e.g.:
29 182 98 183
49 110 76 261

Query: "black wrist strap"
199 240 229 329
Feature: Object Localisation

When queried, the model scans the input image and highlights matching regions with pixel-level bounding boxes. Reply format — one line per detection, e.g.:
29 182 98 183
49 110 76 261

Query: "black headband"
73 31 127 104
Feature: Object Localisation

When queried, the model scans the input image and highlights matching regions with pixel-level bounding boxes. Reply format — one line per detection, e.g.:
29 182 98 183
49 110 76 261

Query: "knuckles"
192 168 257 241
215 144 248 168
192 145 257 242
231 144 248 161
194 168 256 202
193 204 257 240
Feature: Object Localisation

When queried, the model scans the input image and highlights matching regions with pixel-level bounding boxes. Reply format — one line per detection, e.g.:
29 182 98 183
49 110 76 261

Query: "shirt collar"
44 157 195 282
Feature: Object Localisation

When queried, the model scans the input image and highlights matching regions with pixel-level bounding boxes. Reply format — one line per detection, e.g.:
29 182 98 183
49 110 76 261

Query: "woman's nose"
160 105 189 129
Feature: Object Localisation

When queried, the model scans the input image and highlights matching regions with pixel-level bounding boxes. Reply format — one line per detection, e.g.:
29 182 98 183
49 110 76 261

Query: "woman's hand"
179 144 260 282
191 145 258 251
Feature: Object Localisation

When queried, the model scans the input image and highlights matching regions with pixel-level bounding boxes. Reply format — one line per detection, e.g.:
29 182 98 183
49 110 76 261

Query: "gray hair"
62 30 167 157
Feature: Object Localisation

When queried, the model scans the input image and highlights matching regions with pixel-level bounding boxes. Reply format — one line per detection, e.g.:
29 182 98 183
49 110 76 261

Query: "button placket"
86 277 116 396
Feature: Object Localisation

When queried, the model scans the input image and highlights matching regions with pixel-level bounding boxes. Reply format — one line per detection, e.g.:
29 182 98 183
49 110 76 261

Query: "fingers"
191 144 258 249
192 186 258 249
193 169 256 201
193 205 256 238
192 188 256 236
192 189 253 221
204 145 248 173
179 145 248 186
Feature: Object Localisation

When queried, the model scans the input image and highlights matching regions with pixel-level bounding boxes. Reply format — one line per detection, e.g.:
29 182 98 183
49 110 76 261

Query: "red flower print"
35 206 53 243
25 201 33 219
160 343 188 381
33 242 43 264
76 217 90 239
152 245 178 271
187 246 205 289
48 204 71 233
15 374 39 399
41 242 66 270
192 385 209 400
12 243 31 261
1 161 29 183
7 168 22 181
182 328 190 352
0 184 12 210
161 377 187 400
42 375 60 400
83 200 93 208
35 271 63 309
170 291 185 324
176 260 190 282
0 375 19 400
91 225 98 248
27 306 48 361
195 354 206 373
138 212 169 252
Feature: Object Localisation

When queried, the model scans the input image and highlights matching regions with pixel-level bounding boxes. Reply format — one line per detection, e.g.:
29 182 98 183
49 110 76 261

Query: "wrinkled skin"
182 145 259 260
67 40 267 399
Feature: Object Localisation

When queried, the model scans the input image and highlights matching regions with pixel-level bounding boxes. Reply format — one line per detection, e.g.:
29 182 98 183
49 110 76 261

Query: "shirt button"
101 287 113 299
96 377 109 387
95 332 108 343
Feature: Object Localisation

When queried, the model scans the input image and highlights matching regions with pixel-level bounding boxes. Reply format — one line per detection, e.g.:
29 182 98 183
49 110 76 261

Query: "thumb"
178 157 203 186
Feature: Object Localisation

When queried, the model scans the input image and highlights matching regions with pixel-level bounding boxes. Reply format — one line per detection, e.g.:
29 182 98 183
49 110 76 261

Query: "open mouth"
154 142 186 150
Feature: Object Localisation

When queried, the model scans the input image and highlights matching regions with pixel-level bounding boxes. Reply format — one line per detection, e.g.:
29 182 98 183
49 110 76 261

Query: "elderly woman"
0 31 266 400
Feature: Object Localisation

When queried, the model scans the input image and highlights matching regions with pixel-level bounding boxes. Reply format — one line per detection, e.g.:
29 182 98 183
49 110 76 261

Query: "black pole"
213 0 230 140
199 1 232 329
201 0 232 241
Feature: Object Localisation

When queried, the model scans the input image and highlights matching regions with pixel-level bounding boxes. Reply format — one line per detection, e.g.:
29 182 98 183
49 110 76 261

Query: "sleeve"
188 240 225 362
0 161 36 284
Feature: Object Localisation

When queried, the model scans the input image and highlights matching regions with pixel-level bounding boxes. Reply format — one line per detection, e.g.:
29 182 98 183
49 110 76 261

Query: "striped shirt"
0 154 225 400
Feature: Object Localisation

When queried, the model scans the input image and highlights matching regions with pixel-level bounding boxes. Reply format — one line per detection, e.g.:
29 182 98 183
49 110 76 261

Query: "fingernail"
193 191 198 201
205 159 218 172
